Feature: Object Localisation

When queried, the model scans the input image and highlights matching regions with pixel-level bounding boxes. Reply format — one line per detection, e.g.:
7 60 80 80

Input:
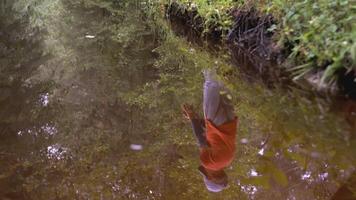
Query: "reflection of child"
182 69 238 192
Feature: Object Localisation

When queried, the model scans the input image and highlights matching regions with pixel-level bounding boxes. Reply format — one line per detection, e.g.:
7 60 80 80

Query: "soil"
165 2 356 100
166 3 292 90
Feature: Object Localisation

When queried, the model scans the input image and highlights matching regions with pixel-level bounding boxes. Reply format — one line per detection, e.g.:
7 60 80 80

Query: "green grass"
170 0 238 35
163 0 356 87
270 0 356 84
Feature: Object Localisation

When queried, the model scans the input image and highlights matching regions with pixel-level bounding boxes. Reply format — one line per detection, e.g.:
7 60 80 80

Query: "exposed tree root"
227 8 277 60
165 2 356 99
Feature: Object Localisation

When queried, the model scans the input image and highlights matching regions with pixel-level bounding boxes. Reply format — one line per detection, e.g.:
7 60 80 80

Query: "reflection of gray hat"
198 166 227 193
203 175 227 192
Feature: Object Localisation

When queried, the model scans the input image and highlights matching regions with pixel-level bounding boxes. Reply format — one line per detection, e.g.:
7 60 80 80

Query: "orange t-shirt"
200 118 238 171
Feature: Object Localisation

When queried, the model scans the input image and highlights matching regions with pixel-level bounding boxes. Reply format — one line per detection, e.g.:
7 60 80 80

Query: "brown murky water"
0 0 355 199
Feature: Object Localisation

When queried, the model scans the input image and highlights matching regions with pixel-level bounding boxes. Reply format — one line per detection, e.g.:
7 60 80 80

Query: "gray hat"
198 166 228 193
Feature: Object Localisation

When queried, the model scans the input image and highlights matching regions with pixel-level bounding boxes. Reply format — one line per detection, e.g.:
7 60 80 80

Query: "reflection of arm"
191 118 208 148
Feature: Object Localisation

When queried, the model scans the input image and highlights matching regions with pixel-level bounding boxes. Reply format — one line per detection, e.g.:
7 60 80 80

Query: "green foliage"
170 0 238 35
163 0 356 86
272 0 356 83
127 17 356 198
1 0 356 199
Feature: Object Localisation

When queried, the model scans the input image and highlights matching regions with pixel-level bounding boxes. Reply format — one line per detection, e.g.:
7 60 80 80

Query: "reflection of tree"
0 4 53 137
1 0 356 199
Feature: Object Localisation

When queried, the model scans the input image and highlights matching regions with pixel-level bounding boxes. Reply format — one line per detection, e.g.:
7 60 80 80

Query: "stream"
0 0 355 199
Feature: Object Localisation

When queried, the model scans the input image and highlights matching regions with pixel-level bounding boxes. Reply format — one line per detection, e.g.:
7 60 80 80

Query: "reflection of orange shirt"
200 118 238 171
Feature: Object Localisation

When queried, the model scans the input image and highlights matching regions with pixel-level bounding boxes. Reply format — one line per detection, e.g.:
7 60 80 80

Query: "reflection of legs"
203 69 235 126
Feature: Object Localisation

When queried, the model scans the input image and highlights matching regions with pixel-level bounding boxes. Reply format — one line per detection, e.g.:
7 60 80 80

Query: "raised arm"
182 104 208 148
190 118 208 148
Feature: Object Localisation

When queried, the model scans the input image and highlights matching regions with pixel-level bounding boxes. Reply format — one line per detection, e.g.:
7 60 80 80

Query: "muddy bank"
164 2 356 161
166 3 287 88
165 2 356 99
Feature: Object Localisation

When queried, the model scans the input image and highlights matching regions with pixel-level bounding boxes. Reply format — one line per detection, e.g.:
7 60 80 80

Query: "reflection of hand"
181 104 197 120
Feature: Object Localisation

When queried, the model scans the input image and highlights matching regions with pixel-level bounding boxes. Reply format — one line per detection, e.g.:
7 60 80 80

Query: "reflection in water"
130 144 143 151
182 69 237 193
39 93 50 107
319 172 329 181
241 138 249 144
331 172 356 200
46 144 69 160
17 123 57 137
41 123 58 136
238 182 258 196
250 169 259 177
301 171 312 181
258 148 265 156
0 0 355 199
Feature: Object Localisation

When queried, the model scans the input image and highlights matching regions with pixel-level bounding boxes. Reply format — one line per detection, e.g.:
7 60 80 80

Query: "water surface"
0 0 355 199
